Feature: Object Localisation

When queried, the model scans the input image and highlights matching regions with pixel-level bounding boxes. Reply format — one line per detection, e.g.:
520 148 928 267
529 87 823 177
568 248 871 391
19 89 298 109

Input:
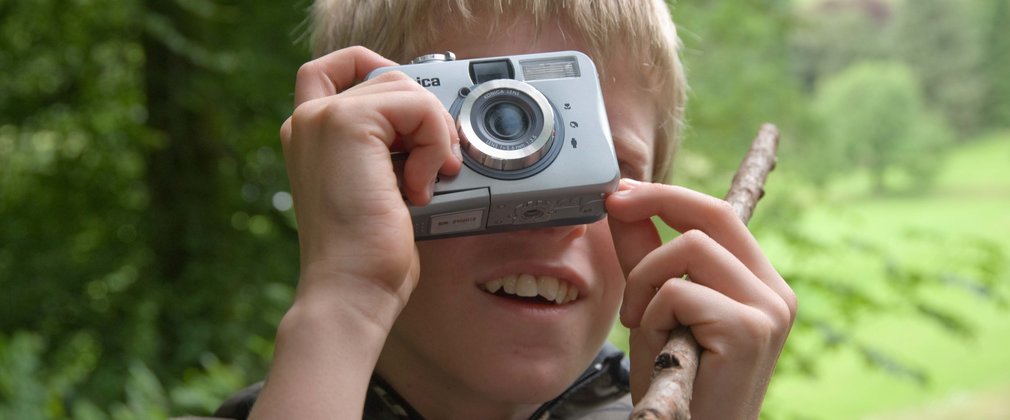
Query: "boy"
222 1 797 418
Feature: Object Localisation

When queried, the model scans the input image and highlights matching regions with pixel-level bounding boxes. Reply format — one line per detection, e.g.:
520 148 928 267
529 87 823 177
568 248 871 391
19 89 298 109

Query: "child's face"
377 18 658 408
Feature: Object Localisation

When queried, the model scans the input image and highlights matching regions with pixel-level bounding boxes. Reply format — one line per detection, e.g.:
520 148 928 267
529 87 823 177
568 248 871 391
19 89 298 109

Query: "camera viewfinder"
471 60 514 83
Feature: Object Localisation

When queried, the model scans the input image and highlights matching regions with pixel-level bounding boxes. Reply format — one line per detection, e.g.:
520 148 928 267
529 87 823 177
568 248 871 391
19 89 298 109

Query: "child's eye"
618 161 644 181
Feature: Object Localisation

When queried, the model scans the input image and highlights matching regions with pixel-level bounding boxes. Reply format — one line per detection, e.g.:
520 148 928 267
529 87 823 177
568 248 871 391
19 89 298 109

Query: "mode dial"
409 52 456 64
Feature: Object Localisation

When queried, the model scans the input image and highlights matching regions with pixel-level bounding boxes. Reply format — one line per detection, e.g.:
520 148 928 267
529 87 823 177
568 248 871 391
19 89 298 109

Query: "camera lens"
484 102 529 140
455 79 559 176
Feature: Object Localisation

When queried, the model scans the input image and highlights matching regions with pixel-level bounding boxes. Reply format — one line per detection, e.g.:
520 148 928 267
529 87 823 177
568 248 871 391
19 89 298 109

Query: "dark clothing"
214 343 632 420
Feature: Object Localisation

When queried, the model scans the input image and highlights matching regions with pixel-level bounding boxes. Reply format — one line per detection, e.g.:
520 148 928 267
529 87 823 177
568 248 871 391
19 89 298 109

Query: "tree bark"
630 123 781 420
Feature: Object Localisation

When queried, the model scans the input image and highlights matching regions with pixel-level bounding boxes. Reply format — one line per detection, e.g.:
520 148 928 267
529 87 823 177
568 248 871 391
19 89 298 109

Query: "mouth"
480 274 580 305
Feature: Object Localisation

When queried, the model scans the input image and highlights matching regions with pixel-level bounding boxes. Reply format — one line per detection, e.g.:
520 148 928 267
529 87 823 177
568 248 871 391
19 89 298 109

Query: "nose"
509 223 589 242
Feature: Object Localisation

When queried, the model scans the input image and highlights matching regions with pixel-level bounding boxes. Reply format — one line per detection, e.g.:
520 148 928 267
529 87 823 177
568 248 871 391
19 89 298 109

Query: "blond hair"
310 0 686 182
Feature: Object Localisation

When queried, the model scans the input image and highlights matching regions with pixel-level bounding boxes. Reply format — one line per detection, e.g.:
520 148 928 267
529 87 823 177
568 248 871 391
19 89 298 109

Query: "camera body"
367 51 620 240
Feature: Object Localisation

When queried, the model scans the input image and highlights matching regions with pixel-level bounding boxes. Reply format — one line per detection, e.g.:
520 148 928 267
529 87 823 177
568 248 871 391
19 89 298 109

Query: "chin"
461 353 586 404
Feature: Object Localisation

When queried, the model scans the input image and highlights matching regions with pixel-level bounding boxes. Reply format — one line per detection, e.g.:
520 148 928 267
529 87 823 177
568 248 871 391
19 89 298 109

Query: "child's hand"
606 179 797 419
251 47 461 419
281 46 462 320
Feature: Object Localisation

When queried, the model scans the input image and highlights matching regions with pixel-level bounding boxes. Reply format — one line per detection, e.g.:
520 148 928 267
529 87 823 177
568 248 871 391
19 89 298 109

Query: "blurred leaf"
914 303 975 339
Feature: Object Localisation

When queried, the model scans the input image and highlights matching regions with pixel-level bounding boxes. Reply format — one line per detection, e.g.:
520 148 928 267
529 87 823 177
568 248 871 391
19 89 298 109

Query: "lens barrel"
457 79 557 174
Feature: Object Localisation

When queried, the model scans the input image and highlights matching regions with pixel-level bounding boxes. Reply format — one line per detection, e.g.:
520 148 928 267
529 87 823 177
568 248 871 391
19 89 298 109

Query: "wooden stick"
630 123 781 420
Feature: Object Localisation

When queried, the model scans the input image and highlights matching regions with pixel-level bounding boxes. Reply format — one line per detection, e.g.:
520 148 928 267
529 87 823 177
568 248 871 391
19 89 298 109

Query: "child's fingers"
606 189 662 278
634 279 785 418
635 280 790 372
620 229 786 329
607 183 796 316
293 46 398 107
287 75 460 207
637 280 729 355
326 70 463 178
361 91 460 205
338 70 422 98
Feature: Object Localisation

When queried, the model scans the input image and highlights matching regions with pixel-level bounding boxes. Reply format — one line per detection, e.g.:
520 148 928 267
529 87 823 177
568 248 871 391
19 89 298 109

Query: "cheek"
415 236 478 278
409 237 481 313
588 218 622 273
586 219 626 310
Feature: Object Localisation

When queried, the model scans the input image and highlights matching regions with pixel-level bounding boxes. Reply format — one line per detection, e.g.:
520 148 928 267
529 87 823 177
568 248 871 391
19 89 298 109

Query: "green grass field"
765 133 1010 419
610 132 1010 419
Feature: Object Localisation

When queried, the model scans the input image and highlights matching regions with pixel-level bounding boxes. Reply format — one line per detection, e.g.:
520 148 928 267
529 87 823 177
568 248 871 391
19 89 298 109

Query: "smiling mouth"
482 274 580 305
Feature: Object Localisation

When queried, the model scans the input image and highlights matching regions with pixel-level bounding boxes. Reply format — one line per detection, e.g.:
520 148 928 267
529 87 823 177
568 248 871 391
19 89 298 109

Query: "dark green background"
2 0 1008 418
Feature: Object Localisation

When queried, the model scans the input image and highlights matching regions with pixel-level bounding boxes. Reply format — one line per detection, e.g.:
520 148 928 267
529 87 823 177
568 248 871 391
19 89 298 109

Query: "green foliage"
776 228 1008 372
791 0 992 140
758 135 1010 419
791 0 894 91
667 0 806 191
665 2 1009 417
1 0 306 416
2 0 1009 418
892 0 986 138
809 61 953 192
979 0 1010 128
0 330 254 419
0 333 48 419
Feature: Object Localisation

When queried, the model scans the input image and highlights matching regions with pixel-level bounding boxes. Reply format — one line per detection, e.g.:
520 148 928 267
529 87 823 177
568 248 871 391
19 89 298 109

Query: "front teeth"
539 276 558 301
516 274 538 297
483 274 579 304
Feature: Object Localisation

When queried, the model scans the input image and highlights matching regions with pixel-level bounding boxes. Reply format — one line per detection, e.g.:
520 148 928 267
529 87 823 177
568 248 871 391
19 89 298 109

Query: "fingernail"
611 189 632 199
451 143 463 163
622 178 643 187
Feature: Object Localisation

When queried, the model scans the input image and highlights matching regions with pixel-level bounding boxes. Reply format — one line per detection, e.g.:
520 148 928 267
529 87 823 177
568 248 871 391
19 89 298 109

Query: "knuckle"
344 45 371 55
290 99 327 129
374 69 412 84
708 198 740 225
738 308 776 347
767 296 793 333
781 284 799 322
370 70 401 83
288 103 312 132
289 99 362 142
752 296 794 346
320 99 351 123
677 229 713 251
295 60 323 86
280 117 293 144
656 278 685 300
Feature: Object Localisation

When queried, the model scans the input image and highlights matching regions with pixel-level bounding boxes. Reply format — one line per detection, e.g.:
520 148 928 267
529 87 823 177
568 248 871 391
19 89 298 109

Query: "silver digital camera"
368 51 620 240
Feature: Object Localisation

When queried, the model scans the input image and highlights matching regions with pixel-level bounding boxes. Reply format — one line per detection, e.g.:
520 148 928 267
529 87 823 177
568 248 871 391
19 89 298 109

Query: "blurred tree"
979 0 1010 129
893 0 985 138
2 1 1004 419
1 0 306 416
810 61 952 192
790 0 893 92
654 3 1007 420
667 0 805 192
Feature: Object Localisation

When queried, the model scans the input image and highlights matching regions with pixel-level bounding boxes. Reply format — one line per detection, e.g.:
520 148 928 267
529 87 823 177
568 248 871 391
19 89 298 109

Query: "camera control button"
413 220 428 236
555 197 580 208
580 199 605 216
515 200 552 224
410 52 456 64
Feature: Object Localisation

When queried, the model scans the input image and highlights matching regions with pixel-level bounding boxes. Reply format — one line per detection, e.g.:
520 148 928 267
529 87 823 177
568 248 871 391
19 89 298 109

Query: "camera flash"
521 56 580 81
